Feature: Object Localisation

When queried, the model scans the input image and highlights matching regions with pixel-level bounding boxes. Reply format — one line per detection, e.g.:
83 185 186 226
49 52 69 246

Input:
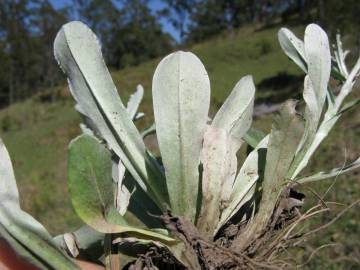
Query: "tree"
0 0 69 106
160 0 195 43
108 0 174 68
73 0 174 69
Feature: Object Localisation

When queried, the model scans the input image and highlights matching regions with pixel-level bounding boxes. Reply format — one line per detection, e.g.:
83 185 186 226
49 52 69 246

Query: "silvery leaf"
152 51 210 221
54 21 168 209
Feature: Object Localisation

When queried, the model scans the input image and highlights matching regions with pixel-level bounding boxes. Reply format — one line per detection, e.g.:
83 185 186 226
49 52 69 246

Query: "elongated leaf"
126 84 144 119
0 209 80 270
212 75 255 140
197 126 232 238
210 75 255 211
232 100 304 251
0 138 19 205
296 157 360 183
218 136 269 231
0 224 49 269
0 138 79 269
113 86 143 216
289 76 319 177
54 21 168 209
68 134 175 242
243 127 266 148
337 97 360 116
304 24 331 111
278 28 307 72
152 51 210 221
289 25 331 178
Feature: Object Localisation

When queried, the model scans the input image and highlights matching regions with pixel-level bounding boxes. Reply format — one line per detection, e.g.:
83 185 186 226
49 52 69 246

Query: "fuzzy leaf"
296 157 360 183
0 138 79 269
289 25 331 178
68 134 175 242
304 24 331 111
278 28 307 72
54 21 168 209
212 75 255 140
243 127 266 148
152 51 210 221
232 100 304 251
126 84 144 119
218 136 269 231
197 126 232 237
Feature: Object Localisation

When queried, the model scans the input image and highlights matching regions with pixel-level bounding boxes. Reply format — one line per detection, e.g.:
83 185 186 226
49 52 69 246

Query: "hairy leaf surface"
152 51 210 221
54 21 168 209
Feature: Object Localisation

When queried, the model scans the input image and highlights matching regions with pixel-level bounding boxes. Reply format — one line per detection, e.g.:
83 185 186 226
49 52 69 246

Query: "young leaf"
296 157 360 183
126 84 144 119
198 76 258 236
304 24 331 111
54 21 168 209
211 75 255 140
152 51 210 222
68 134 175 242
278 28 307 72
289 24 331 178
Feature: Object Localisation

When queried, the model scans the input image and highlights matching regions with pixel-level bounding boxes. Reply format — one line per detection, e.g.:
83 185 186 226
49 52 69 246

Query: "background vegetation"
0 0 359 268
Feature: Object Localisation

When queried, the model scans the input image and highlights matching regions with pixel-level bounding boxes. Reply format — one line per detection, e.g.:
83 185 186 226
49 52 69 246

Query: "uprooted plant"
0 21 360 269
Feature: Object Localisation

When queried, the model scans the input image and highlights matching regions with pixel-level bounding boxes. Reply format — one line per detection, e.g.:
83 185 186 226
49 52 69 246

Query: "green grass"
0 22 359 268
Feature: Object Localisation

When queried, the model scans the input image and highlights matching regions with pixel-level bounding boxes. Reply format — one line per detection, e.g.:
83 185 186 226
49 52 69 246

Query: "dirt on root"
125 188 306 270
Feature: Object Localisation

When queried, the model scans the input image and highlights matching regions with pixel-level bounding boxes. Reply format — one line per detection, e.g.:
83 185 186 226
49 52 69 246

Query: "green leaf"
152 51 210 222
211 75 255 140
218 135 269 231
0 138 80 269
54 225 104 259
337 98 360 116
0 138 19 206
232 100 304 251
289 24 332 179
243 127 266 148
197 126 232 238
278 28 307 72
304 24 331 112
296 157 360 183
68 134 175 242
54 21 168 209
198 76 255 235
126 84 144 119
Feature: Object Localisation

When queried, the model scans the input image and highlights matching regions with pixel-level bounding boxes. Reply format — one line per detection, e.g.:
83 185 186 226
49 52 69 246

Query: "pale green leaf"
243 127 266 148
152 51 210 221
68 134 175 242
304 24 331 111
126 84 144 119
54 225 104 259
218 135 269 231
0 138 79 269
197 126 232 238
212 75 255 140
296 157 360 183
54 21 168 209
278 28 307 72
232 100 304 251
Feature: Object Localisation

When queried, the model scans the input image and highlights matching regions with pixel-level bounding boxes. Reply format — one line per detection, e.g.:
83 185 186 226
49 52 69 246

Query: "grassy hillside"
0 23 359 268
